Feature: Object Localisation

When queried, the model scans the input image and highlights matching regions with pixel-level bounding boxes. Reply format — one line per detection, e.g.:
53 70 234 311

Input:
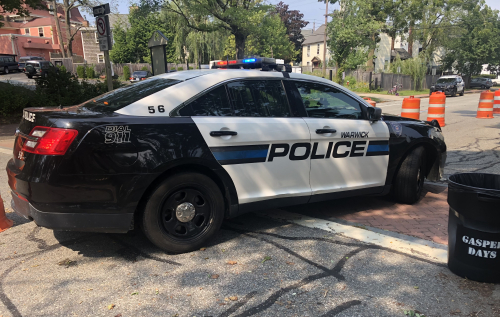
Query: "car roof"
439 75 461 78
116 69 362 116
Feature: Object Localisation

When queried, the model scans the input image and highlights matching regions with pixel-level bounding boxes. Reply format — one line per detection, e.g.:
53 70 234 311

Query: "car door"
457 78 464 92
290 80 390 201
186 79 312 205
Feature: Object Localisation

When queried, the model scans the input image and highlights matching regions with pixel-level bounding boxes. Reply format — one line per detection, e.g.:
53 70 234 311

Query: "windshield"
436 78 455 83
79 78 181 111
133 71 148 76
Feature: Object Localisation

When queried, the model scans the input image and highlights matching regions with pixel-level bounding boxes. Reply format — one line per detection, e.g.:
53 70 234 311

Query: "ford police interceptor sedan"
6 59 446 253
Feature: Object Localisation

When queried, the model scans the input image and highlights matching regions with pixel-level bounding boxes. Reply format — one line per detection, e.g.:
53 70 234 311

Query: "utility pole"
322 0 328 77
52 0 66 58
270 46 273 58
93 4 113 92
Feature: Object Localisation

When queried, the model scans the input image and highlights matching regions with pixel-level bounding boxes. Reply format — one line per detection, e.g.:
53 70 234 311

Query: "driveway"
0 72 35 87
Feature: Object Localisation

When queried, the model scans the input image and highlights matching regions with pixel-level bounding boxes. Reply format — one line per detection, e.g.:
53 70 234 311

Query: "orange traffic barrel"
363 97 376 107
476 90 494 119
0 194 13 233
493 90 500 114
401 95 421 119
427 91 446 127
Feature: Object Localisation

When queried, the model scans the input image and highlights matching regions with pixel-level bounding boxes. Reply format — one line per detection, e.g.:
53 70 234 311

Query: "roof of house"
392 48 412 60
302 24 328 45
0 2 86 26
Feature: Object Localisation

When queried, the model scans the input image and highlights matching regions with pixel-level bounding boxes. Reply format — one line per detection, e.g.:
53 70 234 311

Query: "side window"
185 85 232 116
227 80 291 117
294 81 363 119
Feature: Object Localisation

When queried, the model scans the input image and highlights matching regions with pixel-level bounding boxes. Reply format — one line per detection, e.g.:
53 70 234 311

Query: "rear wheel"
460 89 464 96
392 147 426 204
481 85 486 89
4 67 8 74
142 172 225 253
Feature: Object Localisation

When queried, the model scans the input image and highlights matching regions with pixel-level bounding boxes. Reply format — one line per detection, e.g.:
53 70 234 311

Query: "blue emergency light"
243 58 256 63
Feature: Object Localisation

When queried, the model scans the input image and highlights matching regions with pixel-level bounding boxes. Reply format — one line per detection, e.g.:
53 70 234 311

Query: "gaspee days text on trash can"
462 235 498 258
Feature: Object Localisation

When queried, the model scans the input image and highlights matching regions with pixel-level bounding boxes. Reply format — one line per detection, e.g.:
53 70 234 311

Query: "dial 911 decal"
105 126 131 144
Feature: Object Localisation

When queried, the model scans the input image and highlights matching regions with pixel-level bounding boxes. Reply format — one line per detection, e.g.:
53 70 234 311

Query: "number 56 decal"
148 105 165 114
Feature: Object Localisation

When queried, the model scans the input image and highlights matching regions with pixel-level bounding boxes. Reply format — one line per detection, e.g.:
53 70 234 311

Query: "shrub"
123 66 131 80
57 65 67 73
86 66 95 79
0 82 34 119
141 66 148 71
344 75 357 86
472 74 497 79
189 66 194 70
177 67 184 71
76 65 85 78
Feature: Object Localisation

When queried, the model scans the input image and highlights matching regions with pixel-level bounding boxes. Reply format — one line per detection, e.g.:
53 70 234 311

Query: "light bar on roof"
217 61 227 65
243 58 256 63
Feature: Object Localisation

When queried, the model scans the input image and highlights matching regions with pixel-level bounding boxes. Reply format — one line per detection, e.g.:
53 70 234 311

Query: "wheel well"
133 164 231 230
392 143 438 183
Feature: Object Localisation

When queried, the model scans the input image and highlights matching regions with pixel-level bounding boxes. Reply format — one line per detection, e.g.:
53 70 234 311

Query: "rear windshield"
28 63 40 67
436 78 455 83
133 71 148 76
79 78 181 111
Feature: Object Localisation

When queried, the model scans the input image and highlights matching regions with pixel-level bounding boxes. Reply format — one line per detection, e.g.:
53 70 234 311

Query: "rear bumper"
10 191 133 233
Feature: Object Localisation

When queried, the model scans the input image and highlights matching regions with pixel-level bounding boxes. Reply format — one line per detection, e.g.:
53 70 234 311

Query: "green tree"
326 0 382 81
109 24 134 63
166 0 273 59
442 2 500 83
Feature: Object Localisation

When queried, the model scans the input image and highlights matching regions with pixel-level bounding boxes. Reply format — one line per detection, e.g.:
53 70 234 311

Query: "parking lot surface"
1 91 500 316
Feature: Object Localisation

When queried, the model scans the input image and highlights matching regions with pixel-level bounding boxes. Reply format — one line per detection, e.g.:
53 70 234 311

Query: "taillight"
22 126 78 155
129 77 133 80
141 77 145 80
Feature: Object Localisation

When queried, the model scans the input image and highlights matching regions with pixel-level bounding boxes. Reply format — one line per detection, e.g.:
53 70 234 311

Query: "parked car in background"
0 55 19 74
130 70 153 82
430 75 465 96
24 60 58 78
469 78 493 89
492 78 499 86
18 56 44 72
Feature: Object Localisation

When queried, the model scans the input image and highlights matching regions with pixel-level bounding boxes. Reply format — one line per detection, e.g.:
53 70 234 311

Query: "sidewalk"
357 89 484 101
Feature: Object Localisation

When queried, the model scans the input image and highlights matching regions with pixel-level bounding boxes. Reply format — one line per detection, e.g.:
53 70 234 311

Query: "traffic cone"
363 97 376 107
476 90 494 119
401 95 421 120
427 92 446 127
0 194 13 233
493 90 500 114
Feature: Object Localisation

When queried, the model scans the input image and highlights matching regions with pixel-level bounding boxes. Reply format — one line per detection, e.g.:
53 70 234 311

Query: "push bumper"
11 191 133 233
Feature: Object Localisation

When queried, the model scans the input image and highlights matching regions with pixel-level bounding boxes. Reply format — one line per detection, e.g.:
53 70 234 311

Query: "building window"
97 54 104 63
317 44 320 55
38 27 44 37
307 45 310 57
24 28 30 35
307 62 310 66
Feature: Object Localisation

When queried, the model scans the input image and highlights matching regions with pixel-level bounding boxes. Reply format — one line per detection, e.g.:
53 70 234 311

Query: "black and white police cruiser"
7 57 446 253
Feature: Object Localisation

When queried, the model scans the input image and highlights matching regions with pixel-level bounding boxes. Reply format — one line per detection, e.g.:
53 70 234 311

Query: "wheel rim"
159 187 212 240
5 68 8 74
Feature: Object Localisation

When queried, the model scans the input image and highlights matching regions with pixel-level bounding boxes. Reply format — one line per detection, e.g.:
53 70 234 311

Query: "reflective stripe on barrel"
476 91 494 119
494 90 500 114
427 91 446 127
401 95 420 119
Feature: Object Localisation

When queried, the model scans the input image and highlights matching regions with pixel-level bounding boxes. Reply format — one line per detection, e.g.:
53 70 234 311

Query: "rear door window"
182 85 232 116
227 80 291 117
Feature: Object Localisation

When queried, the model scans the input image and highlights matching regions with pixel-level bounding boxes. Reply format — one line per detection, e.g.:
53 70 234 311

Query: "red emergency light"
217 61 227 66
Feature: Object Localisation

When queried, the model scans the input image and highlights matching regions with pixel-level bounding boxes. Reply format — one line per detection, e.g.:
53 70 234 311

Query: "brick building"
0 2 88 61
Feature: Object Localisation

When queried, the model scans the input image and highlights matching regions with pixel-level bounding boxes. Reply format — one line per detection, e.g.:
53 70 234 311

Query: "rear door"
290 80 390 200
187 79 312 205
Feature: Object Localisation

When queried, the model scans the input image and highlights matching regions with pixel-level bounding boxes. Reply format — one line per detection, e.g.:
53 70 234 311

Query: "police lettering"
462 235 499 259
268 140 378 161
23 110 35 123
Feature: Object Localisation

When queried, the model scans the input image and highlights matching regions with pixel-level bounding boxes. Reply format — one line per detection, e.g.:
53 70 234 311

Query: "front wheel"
451 88 457 97
460 89 464 96
142 172 225 253
392 147 426 204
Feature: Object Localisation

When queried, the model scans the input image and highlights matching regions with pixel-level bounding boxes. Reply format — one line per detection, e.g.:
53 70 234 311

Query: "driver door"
291 81 390 200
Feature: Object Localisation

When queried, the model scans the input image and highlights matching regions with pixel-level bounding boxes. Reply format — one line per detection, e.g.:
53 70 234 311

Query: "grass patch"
359 96 385 103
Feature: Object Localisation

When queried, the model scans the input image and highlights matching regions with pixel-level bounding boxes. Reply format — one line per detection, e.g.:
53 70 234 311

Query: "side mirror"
367 106 382 121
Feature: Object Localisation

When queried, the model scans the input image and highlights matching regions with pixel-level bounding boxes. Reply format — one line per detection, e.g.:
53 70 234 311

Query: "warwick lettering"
462 235 498 259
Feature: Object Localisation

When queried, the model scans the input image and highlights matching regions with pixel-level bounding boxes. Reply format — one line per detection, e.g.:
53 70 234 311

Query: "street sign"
93 3 110 17
96 16 109 38
98 37 112 51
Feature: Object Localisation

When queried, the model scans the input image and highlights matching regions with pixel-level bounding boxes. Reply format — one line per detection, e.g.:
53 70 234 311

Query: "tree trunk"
52 0 65 58
408 21 414 57
234 32 246 59
63 3 72 57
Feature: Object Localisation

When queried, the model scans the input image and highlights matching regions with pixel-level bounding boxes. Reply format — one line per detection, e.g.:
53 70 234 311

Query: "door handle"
316 129 337 134
210 131 237 137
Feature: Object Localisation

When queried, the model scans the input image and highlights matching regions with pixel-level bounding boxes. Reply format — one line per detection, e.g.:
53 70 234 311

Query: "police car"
6 57 446 253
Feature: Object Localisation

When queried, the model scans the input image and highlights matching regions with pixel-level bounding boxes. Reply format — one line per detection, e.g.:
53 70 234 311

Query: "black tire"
481 85 486 89
392 147 426 204
460 89 464 96
451 88 456 97
27 75 33 79
4 67 8 74
142 172 225 253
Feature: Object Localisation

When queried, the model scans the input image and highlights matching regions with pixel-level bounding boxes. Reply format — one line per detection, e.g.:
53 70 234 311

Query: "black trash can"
448 173 500 283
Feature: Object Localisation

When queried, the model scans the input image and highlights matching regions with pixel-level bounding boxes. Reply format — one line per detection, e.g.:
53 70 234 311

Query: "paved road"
1 91 500 317
0 72 35 87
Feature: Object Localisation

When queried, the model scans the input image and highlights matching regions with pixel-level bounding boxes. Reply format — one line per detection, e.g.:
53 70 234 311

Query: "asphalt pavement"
1 91 500 317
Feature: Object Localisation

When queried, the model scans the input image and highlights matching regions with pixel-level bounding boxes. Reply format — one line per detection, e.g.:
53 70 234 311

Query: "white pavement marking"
258 210 448 264
0 148 12 155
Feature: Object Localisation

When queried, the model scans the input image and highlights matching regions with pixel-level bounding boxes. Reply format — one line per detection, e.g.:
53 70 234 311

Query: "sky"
109 0 500 30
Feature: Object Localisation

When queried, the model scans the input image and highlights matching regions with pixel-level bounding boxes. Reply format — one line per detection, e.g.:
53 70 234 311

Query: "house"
80 14 128 65
301 24 444 73
301 24 331 67
0 2 88 61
